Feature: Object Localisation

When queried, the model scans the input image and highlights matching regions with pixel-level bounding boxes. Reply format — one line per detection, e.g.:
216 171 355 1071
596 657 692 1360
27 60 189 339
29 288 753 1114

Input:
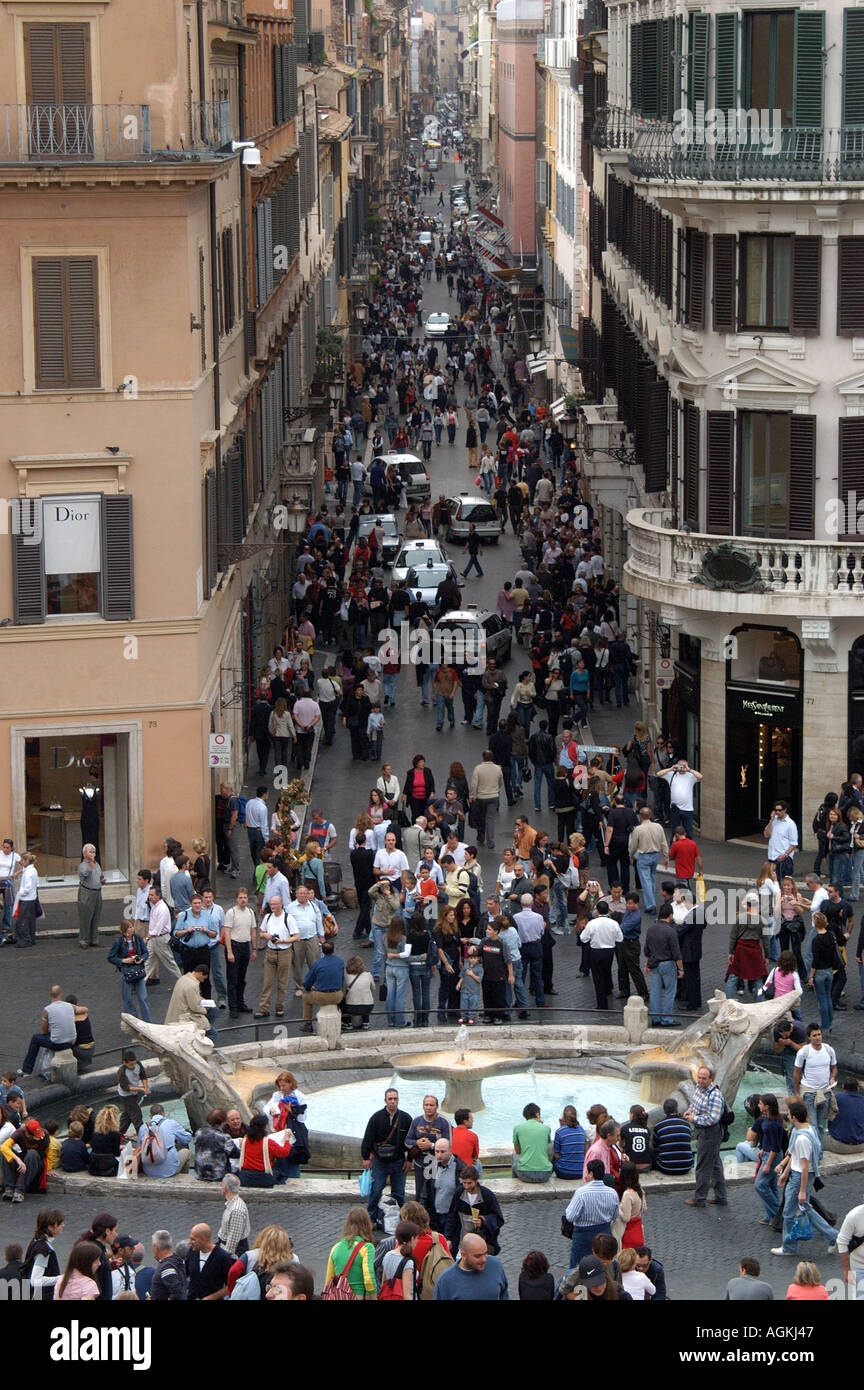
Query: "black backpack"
719 1106 735 1142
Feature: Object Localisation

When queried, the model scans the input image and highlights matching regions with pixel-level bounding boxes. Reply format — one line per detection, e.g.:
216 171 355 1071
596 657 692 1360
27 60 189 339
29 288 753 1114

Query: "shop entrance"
726 719 800 838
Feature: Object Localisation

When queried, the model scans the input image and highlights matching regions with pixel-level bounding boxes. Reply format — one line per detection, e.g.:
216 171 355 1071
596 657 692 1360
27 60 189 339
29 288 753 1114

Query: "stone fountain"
390 1025 531 1113
626 989 803 1107
120 1014 251 1131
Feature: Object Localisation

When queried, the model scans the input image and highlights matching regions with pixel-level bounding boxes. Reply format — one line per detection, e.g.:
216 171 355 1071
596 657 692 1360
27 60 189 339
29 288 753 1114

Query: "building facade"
496 0 543 259
583 0 864 845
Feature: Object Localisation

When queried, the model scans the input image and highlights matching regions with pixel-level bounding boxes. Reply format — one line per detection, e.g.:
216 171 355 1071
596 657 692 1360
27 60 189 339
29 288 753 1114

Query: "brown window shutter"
838 417 864 541
675 226 684 324
790 237 821 336
12 520 46 625
706 412 734 534
787 415 816 539
687 230 706 329
66 257 100 386
712 234 736 332
24 24 58 103
58 24 91 103
205 468 218 594
837 237 864 336
100 494 134 621
32 258 65 388
198 247 207 370
670 397 679 508
682 401 699 528
645 379 670 493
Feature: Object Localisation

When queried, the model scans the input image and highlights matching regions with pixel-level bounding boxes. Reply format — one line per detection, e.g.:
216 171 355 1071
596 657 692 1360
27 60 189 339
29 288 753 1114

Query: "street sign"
209 732 232 768
656 676 674 689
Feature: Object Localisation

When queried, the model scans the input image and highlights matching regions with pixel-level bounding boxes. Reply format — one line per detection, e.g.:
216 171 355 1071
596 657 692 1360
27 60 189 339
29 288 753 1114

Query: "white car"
445 495 503 543
425 312 451 339
392 538 448 584
434 606 513 668
404 560 462 608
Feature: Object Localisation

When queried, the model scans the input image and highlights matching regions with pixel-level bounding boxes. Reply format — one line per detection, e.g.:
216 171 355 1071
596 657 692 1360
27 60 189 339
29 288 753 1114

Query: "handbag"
787 1207 813 1243
523 766 533 783
321 1240 365 1301
375 1113 402 1163
560 1214 574 1239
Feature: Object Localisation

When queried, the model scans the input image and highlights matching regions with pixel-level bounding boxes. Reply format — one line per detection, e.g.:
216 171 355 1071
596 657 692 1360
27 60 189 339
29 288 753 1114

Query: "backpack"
227 1267 266 1301
237 795 247 825
142 1119 168 1167
418 1234 454 1301
378 1255 412 1301
719 1106 735 1143
321 1240 365 1301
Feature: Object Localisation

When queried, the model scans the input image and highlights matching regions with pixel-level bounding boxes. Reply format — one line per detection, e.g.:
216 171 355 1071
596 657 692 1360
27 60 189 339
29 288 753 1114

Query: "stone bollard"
315 1006 344 1051
48 1050 79 1088
623 996 649 1045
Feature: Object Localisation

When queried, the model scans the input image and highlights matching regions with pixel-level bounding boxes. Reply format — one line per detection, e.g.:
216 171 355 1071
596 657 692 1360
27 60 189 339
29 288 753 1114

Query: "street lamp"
529 330 542 356
328 380 342 410
355 302 369 324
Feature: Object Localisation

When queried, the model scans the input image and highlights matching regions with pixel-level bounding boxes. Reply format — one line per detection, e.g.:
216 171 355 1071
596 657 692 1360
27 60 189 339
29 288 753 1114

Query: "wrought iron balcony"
0 103 151 162
187 100 234 150
628 120 864 184
591 104 644 152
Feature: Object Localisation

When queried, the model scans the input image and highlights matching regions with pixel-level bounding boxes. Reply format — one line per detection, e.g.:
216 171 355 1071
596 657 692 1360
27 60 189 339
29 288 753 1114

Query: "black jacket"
489 731 512 767
404 766 435 804
184 1244 234 1301
150 1253 188 1301
361 1106 413 1161
248 698 272 740
445 1183 505 1255
676 908 706 963
528 730 556 766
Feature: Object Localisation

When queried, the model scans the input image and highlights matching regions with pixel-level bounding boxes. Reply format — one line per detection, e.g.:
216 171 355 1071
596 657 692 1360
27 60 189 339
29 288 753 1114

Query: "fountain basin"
391 1049 530 1113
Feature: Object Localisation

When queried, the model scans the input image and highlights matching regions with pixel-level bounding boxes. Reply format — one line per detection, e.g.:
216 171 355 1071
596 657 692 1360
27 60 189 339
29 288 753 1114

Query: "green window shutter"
658 17 671 121
642 19 659 119
712 234 737 332
714 13 738 113
793 10 824 130
843 10 864 129
631 22 643 112
674 14 683 113
688 13 709 115
790 236 822 336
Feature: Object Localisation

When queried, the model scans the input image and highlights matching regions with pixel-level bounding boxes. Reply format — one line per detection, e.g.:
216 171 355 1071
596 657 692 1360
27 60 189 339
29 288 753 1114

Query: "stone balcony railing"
625 508 864 616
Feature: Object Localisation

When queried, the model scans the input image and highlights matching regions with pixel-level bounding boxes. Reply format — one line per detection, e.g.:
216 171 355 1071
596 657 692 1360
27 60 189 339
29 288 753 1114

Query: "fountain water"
390 1025 532 1113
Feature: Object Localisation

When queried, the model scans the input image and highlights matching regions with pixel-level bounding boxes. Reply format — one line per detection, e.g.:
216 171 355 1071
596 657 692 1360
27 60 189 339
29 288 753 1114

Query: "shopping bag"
358 1167 373 1199
695 873 706 903
788 1206 813 1243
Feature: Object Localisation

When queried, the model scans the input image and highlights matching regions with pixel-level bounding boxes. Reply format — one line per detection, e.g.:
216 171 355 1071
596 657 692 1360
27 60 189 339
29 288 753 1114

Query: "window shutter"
712 234 736 332
843 10 864 129
32 258 65 388
66 257 99 385
670 396 679 507
227 438 248 545
787 415 816 540
198 246 207 369
205 468 218 594
682 401 699 528
33 256 98 389
641 19 659 119
705 411 734 534
675 226 685 323
630 22 643 112
839 417 864 541
273 43 283 125
714 13 738 112
790 236 821 336
12 519 46 625
687 230 706 329
793 10 825 130
645 379 669 493
24 24 58 103
58 23 90 103
838 237 864 336
688 13 709 115
100 494 134 621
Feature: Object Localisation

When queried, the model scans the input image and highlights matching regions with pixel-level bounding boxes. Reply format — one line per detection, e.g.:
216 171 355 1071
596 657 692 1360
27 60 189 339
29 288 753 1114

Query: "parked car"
445 495 503 543
434 606 513 670
425 312 451 339
417 230 434 250
393 537 448 584
367 453 430 503
356 513 401 565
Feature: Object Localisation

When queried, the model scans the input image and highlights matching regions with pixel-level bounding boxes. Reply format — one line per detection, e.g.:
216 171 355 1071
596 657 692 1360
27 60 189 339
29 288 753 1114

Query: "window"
739 412 790 537
741 235 791 330
12 493 134 624
744 11 794 128
24 22 92 158
32 257 100 389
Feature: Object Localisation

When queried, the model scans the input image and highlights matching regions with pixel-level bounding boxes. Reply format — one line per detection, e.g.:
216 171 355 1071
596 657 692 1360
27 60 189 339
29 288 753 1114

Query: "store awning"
477 204 503 228
558 324 581 365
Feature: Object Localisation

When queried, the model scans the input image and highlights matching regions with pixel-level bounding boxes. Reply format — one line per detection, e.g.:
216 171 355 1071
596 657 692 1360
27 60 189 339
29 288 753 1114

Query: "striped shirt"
564 1180 620 1228
652 1116 694 1174
553 1123 586 1178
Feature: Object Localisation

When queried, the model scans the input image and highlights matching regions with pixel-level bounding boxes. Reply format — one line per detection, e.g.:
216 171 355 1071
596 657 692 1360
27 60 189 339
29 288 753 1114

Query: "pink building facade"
496 0 543 259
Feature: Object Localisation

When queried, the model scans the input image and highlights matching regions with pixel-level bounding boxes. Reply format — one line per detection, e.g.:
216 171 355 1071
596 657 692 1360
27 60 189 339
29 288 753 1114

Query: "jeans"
382 673 398 705
570 1222 612 1268
367 1157 407 1224
409 961 431 1027
520 940 545 1007
515 703 533 733
371 924 387 982
828 852 852 887
781 1173 838 1253
208 945 228 1004
802 1090 829 1137
386 961 410 1026
550 880 569 934
635 852 660 913
510 755 524 795
754 1162 780 1220
649 959 678 1023
472 689 485 728
463 554 484 577
812 967 834 1031
121 976 152 1022
612 666 629 707
850 847 864 901
460 986 482 1019
735 1141 759 1163
434 694 455 729
506 957 529 1010
533 763 555 813
21 1033 74 1075
725 973 763 1001
668 807 694 838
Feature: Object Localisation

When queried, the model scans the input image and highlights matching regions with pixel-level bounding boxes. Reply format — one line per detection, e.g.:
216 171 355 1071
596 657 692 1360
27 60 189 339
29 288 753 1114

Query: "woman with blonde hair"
226 1223 297 1298
191 838 210 893
88 1106 123 1177
301 839 326 900
756 860 781 964
268 698 296 769
786 1261 829 1300
325 1207 376 1299
13 852 40 949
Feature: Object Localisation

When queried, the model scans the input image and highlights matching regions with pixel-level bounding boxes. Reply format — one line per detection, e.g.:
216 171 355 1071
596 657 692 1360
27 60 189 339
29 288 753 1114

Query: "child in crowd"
59 1120 90 1173
457 946 483 1025
367 704 385 761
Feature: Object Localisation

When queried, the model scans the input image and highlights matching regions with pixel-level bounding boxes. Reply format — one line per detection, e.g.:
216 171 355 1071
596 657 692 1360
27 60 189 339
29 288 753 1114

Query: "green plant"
314 326 344 383
363 0 378 27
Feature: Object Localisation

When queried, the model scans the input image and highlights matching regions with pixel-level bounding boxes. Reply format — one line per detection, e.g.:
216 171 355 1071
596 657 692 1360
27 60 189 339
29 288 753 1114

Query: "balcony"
628 119 864 184
591 105 645 152
208 0 244 25
625 508 864 618
0 103 152 162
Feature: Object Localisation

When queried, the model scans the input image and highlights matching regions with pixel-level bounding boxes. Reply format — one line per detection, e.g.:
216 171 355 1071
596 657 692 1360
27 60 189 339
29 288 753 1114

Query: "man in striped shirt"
683 1065 728 1208
563 1158 621 1267
651 1098 694 1175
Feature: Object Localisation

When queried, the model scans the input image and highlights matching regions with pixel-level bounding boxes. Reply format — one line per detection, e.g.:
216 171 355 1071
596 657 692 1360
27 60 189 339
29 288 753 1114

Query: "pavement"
3 158 863 1300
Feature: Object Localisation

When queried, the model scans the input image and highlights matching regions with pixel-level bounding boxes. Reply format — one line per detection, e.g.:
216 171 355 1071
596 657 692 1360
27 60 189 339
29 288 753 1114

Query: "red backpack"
378 1255 412 1301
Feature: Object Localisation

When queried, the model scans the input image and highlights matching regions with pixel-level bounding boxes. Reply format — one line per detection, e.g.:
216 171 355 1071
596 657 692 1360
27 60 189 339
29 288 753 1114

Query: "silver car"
367 452 430 503
425 312 451 339
445 495 503 543
356 513 401 565
405 560 462 609
434 606 513 669
392 537 448 584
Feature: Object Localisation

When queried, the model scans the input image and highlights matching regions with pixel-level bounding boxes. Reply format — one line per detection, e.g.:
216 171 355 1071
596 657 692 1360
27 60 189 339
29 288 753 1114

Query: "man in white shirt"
255 896 300 1018
244 786 269 865
793 1025 838 1136
773 1100 839 1256
764 800 799 880
837 1197 864 1294
579 905 624 1011
373 831 409 887
658 760 703 840
144 884 180 985
288 884 324 994
292 691 321 770
437 832 468 867
159 840 178 910
802 873 828 974
261 859 292 912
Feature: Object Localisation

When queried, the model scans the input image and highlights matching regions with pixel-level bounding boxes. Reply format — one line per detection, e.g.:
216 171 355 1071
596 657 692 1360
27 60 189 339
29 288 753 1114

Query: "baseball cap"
113 1234 136 1250
578 1255 608 1290
25 1119 43 1136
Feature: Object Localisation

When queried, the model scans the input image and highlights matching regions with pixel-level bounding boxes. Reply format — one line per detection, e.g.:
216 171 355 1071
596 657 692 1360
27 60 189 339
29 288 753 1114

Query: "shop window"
728 626 801 688
23 732 129 883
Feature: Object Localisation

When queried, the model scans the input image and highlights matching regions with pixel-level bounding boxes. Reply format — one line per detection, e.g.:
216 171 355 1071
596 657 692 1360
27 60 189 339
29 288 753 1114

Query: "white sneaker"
770 1247 793 1256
